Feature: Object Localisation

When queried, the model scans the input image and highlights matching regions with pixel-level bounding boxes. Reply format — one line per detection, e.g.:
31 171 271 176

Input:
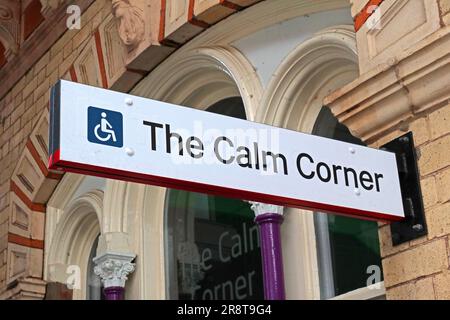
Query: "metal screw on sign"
125 98 133 106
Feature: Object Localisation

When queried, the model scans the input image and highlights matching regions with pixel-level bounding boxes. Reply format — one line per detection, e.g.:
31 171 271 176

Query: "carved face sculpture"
113 1 145 50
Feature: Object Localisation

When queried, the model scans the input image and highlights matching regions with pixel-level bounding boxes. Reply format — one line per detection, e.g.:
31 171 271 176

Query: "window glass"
87 235 104 300
313 106 384 298
165 97 264 300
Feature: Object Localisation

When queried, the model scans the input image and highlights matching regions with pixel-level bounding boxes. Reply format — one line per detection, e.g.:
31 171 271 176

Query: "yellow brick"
63 40 73 59
0 203 8 220
59 50 78 77
421 176 439 209
418 134 450 176
11 129 23 148
0 165 12 184
46 50 63 76
14 91 23 107
1 126 12 142
386 277 435 300
13 119 21 135
383 239 448 287
37 67 46 84
82 0 108 23
0 248 5 265
72 21 93 48
0 221 6 238
408 117 430 146
10 101 24 124
48 68 59 88
434 270 450 299
11 77 27 99
436 168 450 203
378 225 410 258
34 78 50 100
427 202 450 239
22 77 37 99
0 264 6 283
50 29 76 59
34 51 50 74
439 0 450 15
428 103 450 140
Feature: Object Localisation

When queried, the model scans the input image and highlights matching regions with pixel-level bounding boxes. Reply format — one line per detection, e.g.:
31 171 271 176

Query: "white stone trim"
93 252 136 288
45 174 103 300
247 202 284 217
257 25 359 300
330 282 386 300
133 45 262 121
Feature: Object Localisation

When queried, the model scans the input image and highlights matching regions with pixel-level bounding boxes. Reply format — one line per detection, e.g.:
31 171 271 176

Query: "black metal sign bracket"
381 132 427 246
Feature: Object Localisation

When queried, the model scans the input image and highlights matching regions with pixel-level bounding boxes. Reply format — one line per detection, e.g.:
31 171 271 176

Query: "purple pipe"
104 286 125 300
255 213 286 300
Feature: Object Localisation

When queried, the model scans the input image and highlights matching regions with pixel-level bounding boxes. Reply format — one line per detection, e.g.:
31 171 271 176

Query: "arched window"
165 97 264 300
86 235 104 300
313 106 384 299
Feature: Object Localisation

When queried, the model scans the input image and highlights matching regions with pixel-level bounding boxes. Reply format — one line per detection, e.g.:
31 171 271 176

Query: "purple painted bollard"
249 203 286 300
104 286 125 300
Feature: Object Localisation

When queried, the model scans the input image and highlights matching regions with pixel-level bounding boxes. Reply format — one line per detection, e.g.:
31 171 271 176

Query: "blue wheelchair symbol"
87 107 123 148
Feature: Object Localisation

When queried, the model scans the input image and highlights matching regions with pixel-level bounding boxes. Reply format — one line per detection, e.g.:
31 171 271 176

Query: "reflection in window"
313 106 384 299
86 235 104 300
165 97 264 300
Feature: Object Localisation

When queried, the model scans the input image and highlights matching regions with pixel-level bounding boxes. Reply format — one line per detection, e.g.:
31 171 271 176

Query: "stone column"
248 202 286 300
93 252 136 300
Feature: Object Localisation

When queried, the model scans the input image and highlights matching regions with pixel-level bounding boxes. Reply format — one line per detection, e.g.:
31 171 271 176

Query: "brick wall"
342 0 450 300
0 0 111 293
370 104 450 299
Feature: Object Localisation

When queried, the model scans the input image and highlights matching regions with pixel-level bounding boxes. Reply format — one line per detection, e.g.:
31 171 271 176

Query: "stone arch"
256 25 359 299
133 45 262 120
257 25 358 130
46 189 103 300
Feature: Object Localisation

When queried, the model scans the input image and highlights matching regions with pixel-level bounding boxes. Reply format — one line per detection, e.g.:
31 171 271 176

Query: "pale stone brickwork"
1 0 450 299
326 0 450 299
377 106 450 300
0 0 113 298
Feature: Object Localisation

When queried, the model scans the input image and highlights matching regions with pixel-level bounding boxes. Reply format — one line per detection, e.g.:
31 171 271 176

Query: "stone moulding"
324 26 450 144
112 0 145 52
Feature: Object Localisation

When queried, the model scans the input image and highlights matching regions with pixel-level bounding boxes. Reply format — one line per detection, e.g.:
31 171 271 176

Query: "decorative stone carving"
247 201 284 216
112 0 145 52
39 0 65 16
0 5 13 20
93 252 136 288
0 0 20 59
355 0 440 75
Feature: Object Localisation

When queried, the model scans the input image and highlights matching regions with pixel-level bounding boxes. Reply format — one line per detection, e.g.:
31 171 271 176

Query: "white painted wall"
232 8 353 88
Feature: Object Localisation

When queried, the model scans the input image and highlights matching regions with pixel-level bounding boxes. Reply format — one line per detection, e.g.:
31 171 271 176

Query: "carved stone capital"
247 201 284 217
93 252 136 288
111 0 145 52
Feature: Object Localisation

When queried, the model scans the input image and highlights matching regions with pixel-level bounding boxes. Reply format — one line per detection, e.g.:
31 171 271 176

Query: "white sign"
49 80 404 221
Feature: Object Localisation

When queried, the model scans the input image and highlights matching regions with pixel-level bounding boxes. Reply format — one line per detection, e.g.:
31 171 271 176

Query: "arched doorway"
165 97 264 300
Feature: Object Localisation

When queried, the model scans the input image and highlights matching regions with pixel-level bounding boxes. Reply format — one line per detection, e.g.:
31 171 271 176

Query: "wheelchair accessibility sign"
87 107 123 147
49 80 405 222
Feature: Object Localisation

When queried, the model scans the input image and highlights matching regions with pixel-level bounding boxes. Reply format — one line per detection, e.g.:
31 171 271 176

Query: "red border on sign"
49 149 404 223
